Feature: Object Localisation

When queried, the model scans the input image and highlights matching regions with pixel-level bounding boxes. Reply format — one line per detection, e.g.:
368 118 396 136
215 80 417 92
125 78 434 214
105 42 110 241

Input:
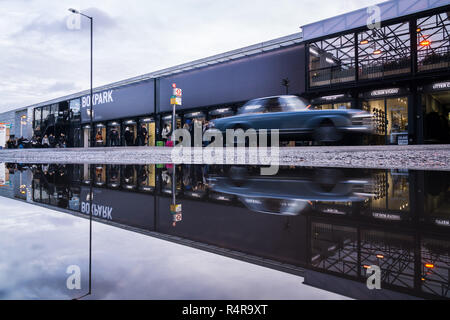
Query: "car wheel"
314 121 341 144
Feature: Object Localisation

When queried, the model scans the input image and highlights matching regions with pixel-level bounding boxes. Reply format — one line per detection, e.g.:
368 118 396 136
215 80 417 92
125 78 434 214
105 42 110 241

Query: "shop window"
417 12 450 72
123 120 137 146
107 122 121 147
69 99 81 121
34 108 42 130
314 102 351 110
386 98 408 145
308 33 356 87
139 118 156 146
358 22 411 79
82 125 92 148
94 124 106 147
422 91 450 144
161 115 181 143
362 99 386 141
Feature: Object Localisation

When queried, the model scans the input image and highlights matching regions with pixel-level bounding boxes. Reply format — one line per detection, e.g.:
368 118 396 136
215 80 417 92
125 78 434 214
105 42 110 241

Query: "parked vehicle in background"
208 95 374 143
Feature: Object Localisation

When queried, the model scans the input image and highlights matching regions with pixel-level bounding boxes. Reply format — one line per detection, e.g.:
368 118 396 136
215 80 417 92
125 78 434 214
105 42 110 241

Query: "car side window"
279 96 308 111
266 98 283 113
238 99 267 114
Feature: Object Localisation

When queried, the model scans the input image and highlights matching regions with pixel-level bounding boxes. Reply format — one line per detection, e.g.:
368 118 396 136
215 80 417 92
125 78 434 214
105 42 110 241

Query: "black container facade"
32 44 306 147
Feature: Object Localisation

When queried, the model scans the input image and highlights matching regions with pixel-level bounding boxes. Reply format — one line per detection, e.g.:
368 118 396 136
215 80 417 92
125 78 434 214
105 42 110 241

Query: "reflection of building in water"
309 220 449 299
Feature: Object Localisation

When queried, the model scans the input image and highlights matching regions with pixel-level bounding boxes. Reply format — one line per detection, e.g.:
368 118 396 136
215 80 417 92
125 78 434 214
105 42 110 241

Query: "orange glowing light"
420 40 431 47
360 40 369 45
425 263 434 269
416 28 421 32
363 265 371 269
373 49 382 55
376 254 384 259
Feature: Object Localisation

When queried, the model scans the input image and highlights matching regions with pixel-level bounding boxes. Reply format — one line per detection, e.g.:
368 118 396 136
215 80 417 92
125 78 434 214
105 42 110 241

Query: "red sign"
172 83 177 88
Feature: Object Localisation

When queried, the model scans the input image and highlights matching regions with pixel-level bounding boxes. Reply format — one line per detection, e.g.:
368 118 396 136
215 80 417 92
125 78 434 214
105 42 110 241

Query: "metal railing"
417 45 450 72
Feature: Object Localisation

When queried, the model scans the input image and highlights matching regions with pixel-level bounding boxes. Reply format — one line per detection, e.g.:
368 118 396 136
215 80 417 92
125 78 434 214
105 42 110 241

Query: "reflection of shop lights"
373 49 382 55
425 263 434 269
215 108 230 113
376 254 384 259
372 212 401 221
419 39 431 47
322 208 346 215
363 265 371 269
360 40 369 45
245 198 262 205
435 219 450 227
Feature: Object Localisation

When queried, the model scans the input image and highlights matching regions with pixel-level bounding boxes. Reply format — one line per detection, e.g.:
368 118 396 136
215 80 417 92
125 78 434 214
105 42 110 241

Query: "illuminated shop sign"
431 82 450 91
370 88 400 97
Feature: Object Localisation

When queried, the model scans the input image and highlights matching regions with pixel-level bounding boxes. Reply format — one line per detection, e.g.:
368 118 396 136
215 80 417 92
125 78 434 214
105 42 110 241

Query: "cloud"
0 0 383 113
13 7 119 39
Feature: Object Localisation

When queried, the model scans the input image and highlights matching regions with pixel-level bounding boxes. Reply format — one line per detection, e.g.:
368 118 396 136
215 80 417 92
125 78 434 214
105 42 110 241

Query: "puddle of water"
1 163 449 300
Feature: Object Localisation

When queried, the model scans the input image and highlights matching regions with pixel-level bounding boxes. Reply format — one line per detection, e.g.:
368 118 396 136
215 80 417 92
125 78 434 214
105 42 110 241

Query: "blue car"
208 95 373 143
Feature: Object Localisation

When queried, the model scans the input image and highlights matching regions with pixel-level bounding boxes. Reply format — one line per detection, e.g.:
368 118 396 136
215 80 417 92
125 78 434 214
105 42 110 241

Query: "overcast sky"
0 0 382 113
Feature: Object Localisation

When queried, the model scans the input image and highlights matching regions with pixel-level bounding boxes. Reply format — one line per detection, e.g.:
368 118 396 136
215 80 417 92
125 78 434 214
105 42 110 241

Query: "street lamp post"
68 8 93 297
69 8 93 147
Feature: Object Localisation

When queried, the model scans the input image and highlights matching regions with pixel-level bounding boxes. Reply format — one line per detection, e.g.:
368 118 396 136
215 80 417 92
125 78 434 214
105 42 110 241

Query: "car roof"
249 95 299 101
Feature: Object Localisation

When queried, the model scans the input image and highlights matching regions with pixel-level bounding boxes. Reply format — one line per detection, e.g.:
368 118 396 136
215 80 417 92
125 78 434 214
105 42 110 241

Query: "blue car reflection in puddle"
0 163 449 300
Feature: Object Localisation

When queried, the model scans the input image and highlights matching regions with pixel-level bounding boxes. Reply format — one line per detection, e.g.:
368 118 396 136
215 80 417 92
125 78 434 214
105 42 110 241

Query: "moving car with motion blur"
208 95 374 143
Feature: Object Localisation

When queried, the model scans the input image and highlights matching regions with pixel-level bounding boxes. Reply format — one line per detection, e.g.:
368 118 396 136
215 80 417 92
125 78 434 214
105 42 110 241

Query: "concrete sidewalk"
0 144 449 171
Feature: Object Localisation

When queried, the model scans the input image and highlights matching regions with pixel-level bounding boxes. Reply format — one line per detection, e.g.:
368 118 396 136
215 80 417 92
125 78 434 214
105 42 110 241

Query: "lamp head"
68 8 79 14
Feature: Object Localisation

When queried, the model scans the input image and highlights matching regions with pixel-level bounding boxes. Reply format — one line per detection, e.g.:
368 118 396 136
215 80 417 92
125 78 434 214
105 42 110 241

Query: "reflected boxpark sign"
80 81 155 123
170 126 280 175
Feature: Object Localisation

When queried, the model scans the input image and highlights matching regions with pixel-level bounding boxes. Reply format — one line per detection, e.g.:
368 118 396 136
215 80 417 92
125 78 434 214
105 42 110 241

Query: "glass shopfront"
161 115 181 143
421 81 450 144
311 94 353 110
139 118 156 146
362 88 410 145
122 120 137 146
82 125 92 148
107 122 121 147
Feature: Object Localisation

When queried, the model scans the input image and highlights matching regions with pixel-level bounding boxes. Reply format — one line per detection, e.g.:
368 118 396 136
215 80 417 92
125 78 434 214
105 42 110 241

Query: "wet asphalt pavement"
0 145 449 171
